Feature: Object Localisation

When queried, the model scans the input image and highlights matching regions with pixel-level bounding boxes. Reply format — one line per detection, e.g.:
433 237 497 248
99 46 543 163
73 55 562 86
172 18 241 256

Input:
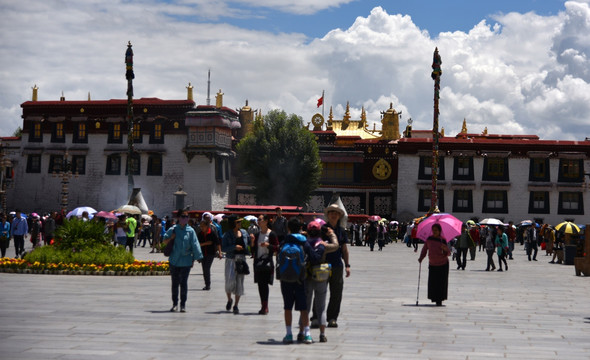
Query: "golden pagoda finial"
441 127 445 137
88 92 91 101
360 106 367 129
32 84 39 101
60 91 65 101
327 106 333 130
380 104 401 140
186 82 194 101
483 127 488 135
342 101 351 130
461 118 467 133
215 89 224 108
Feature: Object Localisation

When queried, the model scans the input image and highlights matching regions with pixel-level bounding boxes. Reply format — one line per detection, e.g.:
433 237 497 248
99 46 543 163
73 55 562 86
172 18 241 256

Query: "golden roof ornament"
88 92 91 101
186 82 194 101
360 106 367 129
342 101 351 130
461 118 467 133
32 84 38 102
380 103 401 141
483 127 488 135
441 127 445 137
327 106 334 130
215 89 224 108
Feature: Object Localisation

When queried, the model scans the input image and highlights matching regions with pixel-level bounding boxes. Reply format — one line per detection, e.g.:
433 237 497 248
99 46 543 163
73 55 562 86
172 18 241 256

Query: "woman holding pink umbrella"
417 223 451 306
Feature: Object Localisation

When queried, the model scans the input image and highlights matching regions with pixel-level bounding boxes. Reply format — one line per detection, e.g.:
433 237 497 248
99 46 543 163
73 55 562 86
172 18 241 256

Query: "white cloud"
1 1 590 142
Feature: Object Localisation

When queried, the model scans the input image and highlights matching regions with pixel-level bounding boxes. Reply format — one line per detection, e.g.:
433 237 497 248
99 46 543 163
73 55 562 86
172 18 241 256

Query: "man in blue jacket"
11 210 28 257
163 209 203 313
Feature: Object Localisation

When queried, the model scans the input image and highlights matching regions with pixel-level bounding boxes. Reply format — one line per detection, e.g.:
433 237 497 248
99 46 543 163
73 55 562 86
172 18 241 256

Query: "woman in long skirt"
418 223 451 306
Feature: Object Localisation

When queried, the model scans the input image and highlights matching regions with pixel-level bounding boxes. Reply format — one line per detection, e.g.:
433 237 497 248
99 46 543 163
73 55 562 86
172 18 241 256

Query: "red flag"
317 96 324 108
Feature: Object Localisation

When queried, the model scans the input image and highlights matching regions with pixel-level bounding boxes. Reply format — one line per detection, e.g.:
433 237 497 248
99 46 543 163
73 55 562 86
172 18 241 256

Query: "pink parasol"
415 213 464 243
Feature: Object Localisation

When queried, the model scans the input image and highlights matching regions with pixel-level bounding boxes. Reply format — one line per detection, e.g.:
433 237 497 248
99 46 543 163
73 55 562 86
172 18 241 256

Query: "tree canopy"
236 109 322 206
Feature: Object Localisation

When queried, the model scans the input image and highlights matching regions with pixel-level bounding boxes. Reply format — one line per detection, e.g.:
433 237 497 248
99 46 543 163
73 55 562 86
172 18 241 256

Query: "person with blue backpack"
278 218 320 344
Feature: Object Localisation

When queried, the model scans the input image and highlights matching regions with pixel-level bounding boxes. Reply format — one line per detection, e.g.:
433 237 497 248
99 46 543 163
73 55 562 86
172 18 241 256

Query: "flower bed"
0 258 169 275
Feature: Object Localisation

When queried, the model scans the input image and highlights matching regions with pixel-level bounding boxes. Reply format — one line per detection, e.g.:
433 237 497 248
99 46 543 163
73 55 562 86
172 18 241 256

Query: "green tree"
12 126 22 137
236 109 322 205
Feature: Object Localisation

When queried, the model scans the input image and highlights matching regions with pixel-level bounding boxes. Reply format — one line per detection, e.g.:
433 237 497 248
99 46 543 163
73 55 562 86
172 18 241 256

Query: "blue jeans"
170 265 191 306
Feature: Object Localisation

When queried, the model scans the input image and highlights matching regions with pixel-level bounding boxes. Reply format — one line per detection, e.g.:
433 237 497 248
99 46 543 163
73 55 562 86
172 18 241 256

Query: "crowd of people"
160 204 351 344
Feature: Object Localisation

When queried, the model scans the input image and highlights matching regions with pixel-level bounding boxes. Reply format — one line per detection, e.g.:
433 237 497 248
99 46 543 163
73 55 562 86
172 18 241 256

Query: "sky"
1 0 589 140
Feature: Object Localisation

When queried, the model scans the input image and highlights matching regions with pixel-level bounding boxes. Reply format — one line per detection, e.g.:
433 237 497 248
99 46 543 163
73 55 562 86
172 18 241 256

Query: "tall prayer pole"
125 41 135 197
430 48 442 214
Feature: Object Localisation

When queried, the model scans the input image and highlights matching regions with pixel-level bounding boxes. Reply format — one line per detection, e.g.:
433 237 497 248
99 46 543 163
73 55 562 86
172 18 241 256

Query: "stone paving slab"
1 241 589 359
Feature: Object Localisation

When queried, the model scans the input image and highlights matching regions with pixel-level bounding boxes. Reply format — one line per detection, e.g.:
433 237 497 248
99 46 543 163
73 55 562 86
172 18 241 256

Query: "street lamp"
52 151 78 213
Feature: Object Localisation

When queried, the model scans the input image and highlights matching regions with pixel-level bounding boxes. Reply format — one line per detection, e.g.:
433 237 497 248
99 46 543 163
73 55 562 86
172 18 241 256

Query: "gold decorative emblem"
372 158 392 180
385 148 390 154
80 108 85 113
367 146 372 154
174 121 179 129
311 113 324 131
95 121 100 129
143 108 148 113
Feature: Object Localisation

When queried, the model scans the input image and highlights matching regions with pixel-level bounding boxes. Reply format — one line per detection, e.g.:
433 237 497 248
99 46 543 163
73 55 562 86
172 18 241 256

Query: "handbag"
163 237 175 257
254 255 272 272
311 263 332 282
235 258 250 275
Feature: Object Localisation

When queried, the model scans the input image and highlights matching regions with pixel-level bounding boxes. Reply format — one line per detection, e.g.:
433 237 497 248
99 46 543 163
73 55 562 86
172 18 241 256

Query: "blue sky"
194 0 566 38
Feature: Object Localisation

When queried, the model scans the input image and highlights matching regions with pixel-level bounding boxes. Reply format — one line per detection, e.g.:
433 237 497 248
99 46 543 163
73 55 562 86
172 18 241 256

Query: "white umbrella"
115 205 142 215
141 214 152 221
66 206 97 219
213 213 225 223
479 218 504 226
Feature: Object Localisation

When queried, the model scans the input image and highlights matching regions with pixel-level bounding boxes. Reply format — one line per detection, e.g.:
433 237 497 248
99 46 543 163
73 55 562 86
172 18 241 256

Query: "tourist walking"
455 224 472 270
150 215 162 253
506 221 516 259
11 210 28 257
251 214 279 315
484 226 496 271
114 214 128 247
44 212 56 245
163 209 203 312
125 214 137 253
222 215 250 314
279 218 318 345
526 225 538 261
377 222 386 251
197 219 221 291
366 221 377 251
417 223 451 306
0 214 10 257
496 226 509 271
273 207 288 244
30 215 41 249
324 203 350 328
305 220 338 343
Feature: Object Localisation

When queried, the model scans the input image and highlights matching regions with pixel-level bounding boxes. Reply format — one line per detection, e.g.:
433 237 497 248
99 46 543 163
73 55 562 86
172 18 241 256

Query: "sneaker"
497 268 503 272
319 334 327 343
310 319 320 329
202 286 211 291
297 333 304 343
303 335 313 344
282 334 294 344
170 305 178 312
180 306 186 313
226 299 233 311
327 319 338 328
233 306 239 315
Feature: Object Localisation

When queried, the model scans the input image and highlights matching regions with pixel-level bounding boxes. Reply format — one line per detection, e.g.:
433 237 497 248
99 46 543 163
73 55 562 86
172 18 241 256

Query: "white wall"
7 132 229 217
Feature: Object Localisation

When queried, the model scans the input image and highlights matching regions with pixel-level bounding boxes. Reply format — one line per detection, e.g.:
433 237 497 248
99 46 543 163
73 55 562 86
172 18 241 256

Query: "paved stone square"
1 241 589 359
